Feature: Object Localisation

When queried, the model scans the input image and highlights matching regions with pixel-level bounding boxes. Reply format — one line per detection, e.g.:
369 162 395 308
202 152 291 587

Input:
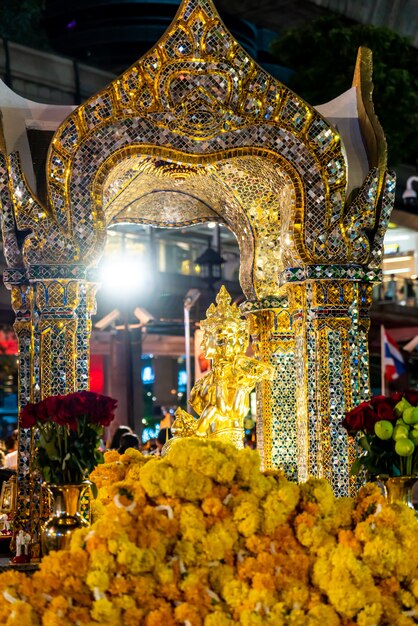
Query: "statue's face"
202 323 247 359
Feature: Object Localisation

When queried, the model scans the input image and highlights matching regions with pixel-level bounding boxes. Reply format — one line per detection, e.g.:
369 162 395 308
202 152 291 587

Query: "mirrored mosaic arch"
13 0 351 277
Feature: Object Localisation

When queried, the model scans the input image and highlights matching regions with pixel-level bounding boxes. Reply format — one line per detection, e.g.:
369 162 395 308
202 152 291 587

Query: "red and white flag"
382 326 406 382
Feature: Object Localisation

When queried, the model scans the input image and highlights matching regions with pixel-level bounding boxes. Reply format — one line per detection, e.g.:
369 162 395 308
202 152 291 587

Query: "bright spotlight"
100 255 146 296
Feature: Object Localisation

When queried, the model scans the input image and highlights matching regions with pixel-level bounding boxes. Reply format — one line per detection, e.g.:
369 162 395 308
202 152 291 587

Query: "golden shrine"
0 0 393 545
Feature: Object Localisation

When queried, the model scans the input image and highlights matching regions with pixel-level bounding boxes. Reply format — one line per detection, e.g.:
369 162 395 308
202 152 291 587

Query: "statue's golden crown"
200 286 247 333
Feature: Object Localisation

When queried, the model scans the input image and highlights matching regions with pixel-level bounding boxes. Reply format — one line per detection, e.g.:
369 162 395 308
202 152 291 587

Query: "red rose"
19 403 38 428
391 391 404 403
376 403 396 421
42 396 61 419
342 402 377 433
371 395 397 409
370 396 397 421
90 394 117 427
52 401 78 431
65 392 88 418
405 389 418 405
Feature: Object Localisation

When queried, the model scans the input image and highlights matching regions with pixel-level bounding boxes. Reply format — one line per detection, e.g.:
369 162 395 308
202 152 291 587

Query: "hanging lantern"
195 243 225 289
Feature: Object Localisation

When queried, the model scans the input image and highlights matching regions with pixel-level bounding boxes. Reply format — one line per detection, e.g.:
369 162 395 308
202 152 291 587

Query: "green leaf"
90 482 98 499
358 435 372 453
350 458 363 476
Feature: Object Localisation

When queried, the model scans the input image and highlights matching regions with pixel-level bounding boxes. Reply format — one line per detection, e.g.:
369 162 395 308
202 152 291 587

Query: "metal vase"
383 476 418 511
41 484 89 554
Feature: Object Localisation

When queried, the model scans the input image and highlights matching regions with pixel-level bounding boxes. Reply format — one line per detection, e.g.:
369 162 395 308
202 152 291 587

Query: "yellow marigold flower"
120 448 143 463
245 586 277 613
86 570 110 592
204 612 234 626
144 604 176 626
333 496 354 528
104 449 120 463
113 594 135 611
90 459 126 490
91 598 121 623
174 601 203 624
362 534 402 578
233 493 260 537
313 544 380 618
352 483 385 524
140 459 213 500
238 612 265 626
281 583 309 612
202 519 238 562
208 563 235 595
3 600 35 626
356 602 383 626
262 481 299 533
168 438 238 484
180 503 206 542
90 497 106 522
116 544 156 574
286 610 313 626
299 478 335 516
121 606 145 626
266 603 286 625
400 590 416 609
233 446 261 485
221 579 249 609
306 604 340 626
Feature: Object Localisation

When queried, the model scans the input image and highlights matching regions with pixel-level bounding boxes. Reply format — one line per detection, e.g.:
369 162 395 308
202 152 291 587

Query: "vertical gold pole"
287 278 368 496
241 297 297 477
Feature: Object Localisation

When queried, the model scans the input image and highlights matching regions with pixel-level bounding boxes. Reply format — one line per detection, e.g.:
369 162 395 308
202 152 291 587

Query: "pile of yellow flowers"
1 439 418 626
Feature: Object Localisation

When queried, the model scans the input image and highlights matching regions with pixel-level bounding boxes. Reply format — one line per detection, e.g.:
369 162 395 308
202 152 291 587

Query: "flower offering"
0 439 417 625
19 391 117 485
342 390 418 477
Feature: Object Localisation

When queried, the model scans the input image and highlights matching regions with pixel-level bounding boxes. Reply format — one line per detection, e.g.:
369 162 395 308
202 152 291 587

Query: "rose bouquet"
19 391 117 485
342 390 418 477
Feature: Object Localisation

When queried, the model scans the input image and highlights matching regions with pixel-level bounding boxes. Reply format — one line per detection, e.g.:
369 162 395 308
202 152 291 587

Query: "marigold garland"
0 439 417 625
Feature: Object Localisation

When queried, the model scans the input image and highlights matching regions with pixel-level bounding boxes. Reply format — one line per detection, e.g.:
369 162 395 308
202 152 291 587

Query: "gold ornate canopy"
2 0 389 300
0 0 395 553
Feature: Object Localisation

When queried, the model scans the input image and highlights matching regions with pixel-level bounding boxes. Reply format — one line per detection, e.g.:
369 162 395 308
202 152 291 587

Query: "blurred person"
154 428 172 456
4 430 18 470
141 438 157 456
118 433 140 454
108 425 132 450
385 274 397 301
404 277 416 306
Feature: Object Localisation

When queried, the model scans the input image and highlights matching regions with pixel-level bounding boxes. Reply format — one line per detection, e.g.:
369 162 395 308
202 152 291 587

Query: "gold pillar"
287 276 370 496
3 269 35 546
4 269 98 553
241 297 297 477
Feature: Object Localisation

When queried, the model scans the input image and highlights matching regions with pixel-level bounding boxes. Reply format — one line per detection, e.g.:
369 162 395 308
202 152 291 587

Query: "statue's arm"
234 355 275 382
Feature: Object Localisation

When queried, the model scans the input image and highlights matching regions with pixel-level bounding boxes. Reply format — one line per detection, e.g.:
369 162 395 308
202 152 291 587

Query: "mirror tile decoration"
0 0 395 551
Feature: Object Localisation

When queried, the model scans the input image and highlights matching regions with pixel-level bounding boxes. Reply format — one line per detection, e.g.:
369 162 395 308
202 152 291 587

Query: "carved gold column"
286 269 376 496
29 272 98 399
3 268 98 553
3 268 35 541
241 297 297 477
74 277 99 391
